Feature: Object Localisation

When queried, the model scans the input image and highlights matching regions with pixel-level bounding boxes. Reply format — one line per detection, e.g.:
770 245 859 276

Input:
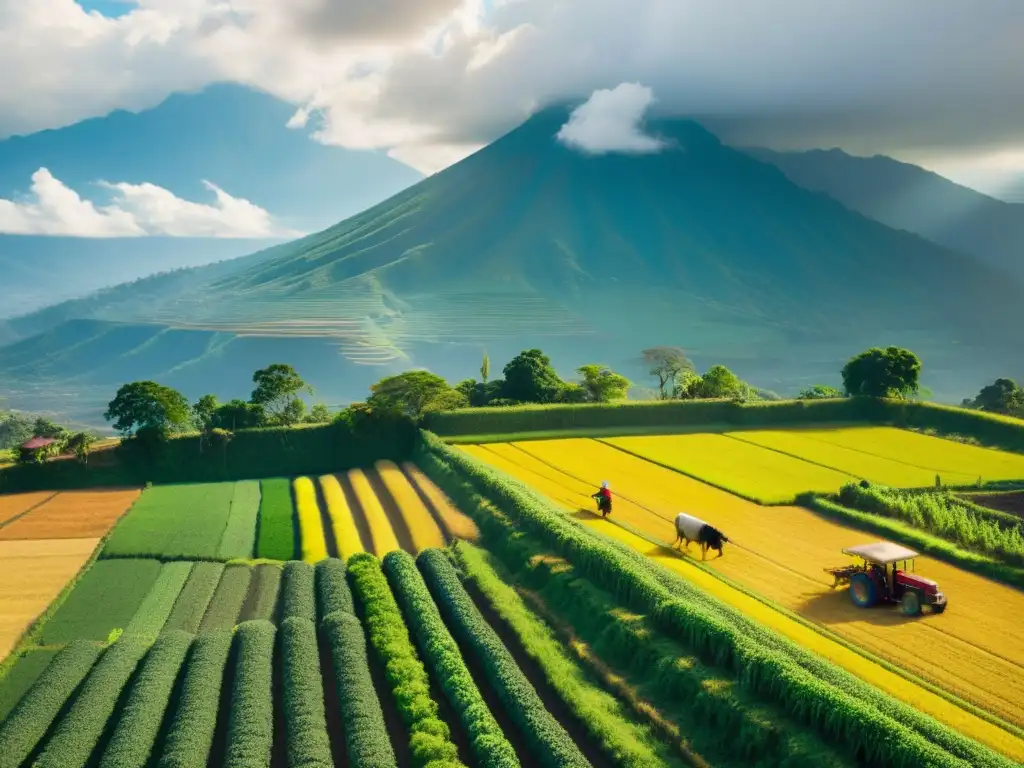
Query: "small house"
19 436 60 463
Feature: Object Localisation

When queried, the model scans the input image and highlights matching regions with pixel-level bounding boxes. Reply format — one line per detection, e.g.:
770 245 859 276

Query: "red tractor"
825 542 947 616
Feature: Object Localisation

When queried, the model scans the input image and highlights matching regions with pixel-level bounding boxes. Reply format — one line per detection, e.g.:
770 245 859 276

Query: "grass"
294 477 329 563
41 559 163 644
255 478 295 561
163 562 225 634
349 468 400 557
279 617 334 768
102 483 235 560
319 474 365 560
97 631 194 768
198 564 251 632
217 481 261 560
223 621 276 768
455 541 689 768
124 562 194 638
0 648 59 723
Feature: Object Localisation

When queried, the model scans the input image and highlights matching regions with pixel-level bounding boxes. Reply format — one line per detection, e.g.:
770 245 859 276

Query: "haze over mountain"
1 108 1021 424
746 147 1024 279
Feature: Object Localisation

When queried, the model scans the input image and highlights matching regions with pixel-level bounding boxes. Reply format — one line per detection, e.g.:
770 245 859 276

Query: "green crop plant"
163 562 225 633
314 557 353 620
98 631 194 768
280 561 317 622
279 616 333 768
223 621 276 768
157 630 233 768
382 550 519 768
198 565 252 632
218 481 261 560
32 636 151 768
417 549 590 768
237 563 282 622
346 552 467 768
255 478 295 560
0 649 59 723
125 562 194 638
321 610 397 767
0 641 102 768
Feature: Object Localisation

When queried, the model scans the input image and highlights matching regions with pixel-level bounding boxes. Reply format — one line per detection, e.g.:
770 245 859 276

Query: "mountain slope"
744 147 1024 279
3 109 1022 421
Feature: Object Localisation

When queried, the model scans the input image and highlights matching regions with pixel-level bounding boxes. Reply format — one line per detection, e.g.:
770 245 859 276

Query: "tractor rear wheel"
901 591 922 616
849 572 878 608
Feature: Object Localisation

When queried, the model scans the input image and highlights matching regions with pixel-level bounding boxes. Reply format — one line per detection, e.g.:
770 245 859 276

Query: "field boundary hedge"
423 398 1024 452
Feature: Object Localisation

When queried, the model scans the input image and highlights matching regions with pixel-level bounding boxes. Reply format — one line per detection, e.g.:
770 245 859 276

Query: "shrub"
224 621 276 768
33 636 151 768
280 561 317 622
383 550 519 768
322 610 396 767
347 552 466 768
315 558 353 620
198 565 252 632
0 641 102 768
255 478 295 560
279 617 332 768
157 630 234 768
417 549 588 768
163 562 225 633
217 480 261 559
125 562 194 638
98 631 194 768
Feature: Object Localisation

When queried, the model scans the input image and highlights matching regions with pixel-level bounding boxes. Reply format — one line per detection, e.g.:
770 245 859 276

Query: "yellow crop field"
0 537 99 658
293 477 328 563
348 468 401 557
472 439 1024 732
319 475 365 561
375 461 445 553
726 430 975 487
0 492 57 526
793 426 1024 482
402 463 480 542
603 434 858 503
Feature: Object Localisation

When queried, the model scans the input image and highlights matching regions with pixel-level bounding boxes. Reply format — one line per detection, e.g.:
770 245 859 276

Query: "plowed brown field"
0 489 139 540
464 440 1024 731
0 537 99 657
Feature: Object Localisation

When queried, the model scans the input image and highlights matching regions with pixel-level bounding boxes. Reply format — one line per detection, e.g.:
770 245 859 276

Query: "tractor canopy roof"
842 542 920 564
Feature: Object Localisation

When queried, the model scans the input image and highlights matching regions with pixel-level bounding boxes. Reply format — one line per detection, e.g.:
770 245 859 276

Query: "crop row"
294 477 329 563
417 429 1017 768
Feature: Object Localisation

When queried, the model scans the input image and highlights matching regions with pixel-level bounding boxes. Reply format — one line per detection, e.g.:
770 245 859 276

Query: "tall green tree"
368 370 462 418
501 349 564 404
32 417 68 440
250 364 312 426
480 351 490 383
104 381 192 436
841 347 921 399
971 378 1024 415
306 404 332 423
212 400 266 431
192 394 219 432
642 347 694 400
577 364 631 402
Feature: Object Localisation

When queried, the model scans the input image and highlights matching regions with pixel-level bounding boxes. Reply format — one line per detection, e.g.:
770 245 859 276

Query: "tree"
841 347 921 399
642 347 694 400
65 432 96 464
697 365 744 399
192 394 219 432
32 417 67 440
306 404 332 423
480 351 490 383
250 364 312 426
501 349 564 404
576 364 631 402
212 400 266 431
798 385 844 400
421 388 469 413
970 378 1024 415
0 412 33 450
104 381 192 437
368 371 458 419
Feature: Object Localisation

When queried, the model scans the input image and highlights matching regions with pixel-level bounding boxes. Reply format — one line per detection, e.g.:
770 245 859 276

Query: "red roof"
21 437 58 450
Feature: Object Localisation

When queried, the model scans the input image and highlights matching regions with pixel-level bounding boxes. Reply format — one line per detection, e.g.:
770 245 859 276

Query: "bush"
33 636 151 768
197 565 252 632
383 550 519 768
417 549 588 768
0 641 102 768
280 561 317 622
98 631 194 768
255 478 295 560
346 552 466 768
158 630 234 768
279 616 333 768
322 610 396 767
315 558 353 620
164 563 225 633
224 621 276 768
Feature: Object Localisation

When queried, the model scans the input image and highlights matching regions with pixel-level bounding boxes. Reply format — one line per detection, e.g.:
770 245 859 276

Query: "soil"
961 491 1024 519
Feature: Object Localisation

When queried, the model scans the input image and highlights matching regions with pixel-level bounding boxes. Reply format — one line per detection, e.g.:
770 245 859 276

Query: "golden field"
0 489 139 540
0 491 57 526
463 439 1024 732
375 461 446 553
294 477 329 563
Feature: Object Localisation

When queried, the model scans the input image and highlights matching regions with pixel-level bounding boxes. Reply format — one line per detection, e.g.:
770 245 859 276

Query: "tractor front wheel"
932 602 947 614
849 572 878 608
901 591 922 616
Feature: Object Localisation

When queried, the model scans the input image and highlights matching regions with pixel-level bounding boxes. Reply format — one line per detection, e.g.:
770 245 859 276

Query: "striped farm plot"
464 438 1024 737
0 489 140 541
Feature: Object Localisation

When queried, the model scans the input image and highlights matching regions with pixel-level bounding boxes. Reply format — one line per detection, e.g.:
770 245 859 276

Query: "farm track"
463 440 1024 751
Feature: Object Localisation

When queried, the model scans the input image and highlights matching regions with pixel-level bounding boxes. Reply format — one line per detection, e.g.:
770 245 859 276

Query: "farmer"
592 481 613 517
673 512 728 560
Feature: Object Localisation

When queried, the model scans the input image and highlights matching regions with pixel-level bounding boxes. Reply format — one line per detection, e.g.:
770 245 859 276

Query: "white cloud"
0 168 298 238
556 83 664 155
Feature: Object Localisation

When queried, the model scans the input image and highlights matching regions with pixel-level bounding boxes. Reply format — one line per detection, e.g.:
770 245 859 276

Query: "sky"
1 0 1022 207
